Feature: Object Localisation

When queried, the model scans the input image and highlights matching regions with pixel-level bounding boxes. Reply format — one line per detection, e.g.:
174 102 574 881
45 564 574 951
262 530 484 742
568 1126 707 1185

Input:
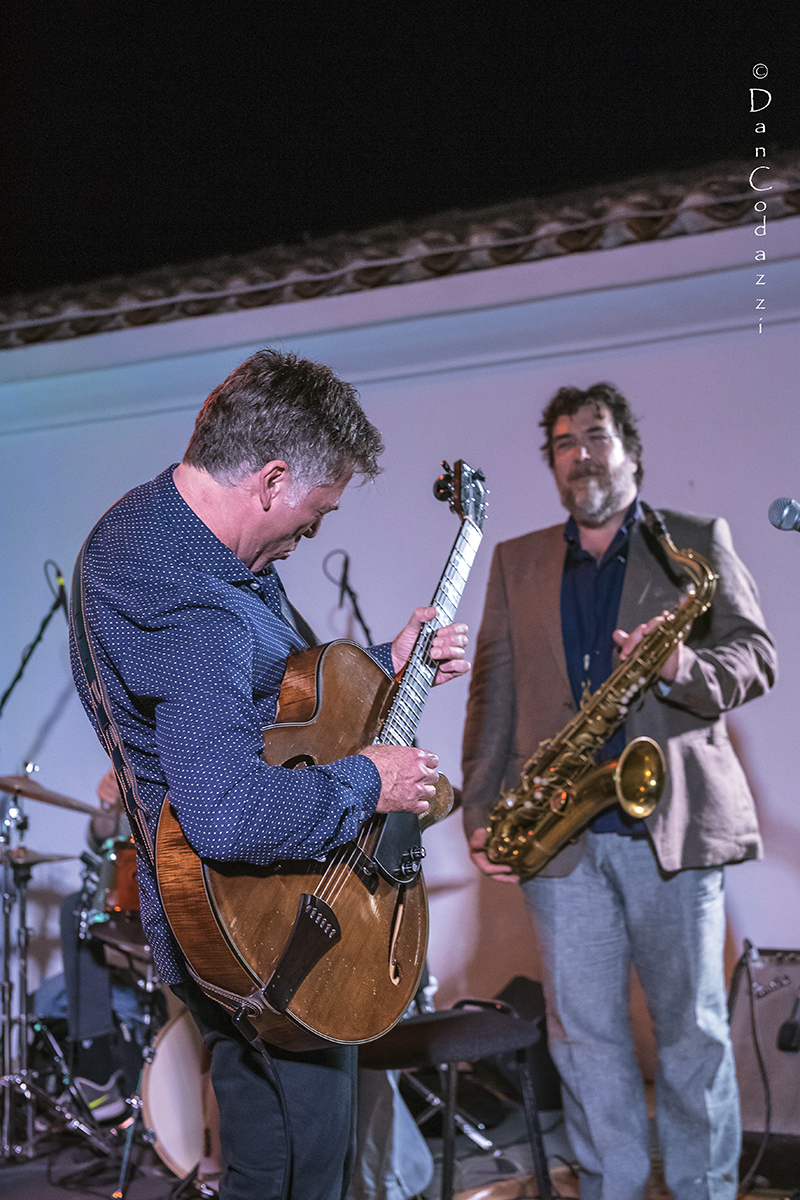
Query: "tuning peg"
433 462 453 502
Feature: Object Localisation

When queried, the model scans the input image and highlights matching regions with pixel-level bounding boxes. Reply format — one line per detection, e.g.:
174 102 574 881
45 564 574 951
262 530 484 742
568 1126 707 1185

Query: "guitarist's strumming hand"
359 745 440 815
391 606 470 686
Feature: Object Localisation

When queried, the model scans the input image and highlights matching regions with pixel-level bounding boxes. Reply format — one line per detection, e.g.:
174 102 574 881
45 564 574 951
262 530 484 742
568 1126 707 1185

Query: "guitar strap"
274 574 319 648
70 534 156 869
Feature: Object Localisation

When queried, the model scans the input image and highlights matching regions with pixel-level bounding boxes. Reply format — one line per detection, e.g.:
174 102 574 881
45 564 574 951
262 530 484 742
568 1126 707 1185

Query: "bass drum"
140 1007 222 1188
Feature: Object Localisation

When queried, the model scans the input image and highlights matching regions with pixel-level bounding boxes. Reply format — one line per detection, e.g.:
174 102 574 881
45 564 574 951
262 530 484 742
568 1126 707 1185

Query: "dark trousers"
172 980 357 1200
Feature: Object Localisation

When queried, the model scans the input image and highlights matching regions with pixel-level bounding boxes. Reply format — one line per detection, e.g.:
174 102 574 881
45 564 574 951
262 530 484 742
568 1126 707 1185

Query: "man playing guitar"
70 348 469 1200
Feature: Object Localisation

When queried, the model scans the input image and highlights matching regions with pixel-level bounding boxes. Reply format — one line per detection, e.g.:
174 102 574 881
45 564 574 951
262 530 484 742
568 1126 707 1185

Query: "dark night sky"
3 3 797 297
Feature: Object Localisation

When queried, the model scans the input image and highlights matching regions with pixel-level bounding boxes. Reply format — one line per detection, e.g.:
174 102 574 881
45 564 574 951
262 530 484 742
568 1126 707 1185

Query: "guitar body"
157 641 452 1051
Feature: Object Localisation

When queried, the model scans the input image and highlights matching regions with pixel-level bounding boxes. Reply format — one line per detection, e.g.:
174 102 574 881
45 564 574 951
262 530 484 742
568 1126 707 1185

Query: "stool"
359 999 554 1200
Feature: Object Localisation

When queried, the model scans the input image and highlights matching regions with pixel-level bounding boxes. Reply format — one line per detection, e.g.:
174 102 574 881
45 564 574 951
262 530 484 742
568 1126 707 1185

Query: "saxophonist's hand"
467 827 520 883
613 611 683 682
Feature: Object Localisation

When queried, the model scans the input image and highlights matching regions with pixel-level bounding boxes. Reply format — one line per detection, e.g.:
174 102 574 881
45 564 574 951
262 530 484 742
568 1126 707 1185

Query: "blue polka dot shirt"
70 466 390 985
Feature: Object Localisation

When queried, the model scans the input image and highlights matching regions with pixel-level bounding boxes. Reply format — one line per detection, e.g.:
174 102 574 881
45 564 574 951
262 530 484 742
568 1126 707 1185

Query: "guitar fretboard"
377 518 483 747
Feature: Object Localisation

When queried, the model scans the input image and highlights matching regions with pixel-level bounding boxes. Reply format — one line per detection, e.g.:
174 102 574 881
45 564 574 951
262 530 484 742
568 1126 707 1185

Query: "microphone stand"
322 551 374 646
0 565 69 720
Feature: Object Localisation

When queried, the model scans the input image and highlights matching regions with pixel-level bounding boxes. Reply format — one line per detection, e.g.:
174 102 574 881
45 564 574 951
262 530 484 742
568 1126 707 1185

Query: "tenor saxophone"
484 503 718 881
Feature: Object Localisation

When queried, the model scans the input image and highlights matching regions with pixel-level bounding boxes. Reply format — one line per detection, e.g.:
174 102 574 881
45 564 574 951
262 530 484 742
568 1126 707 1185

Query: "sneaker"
74 1070 127 1122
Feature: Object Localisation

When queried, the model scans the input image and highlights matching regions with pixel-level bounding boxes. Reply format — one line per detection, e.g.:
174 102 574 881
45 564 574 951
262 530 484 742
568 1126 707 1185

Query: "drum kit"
0 772 221 1196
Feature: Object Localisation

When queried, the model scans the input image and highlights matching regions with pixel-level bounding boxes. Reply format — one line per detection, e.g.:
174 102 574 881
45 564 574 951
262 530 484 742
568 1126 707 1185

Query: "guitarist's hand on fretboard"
359 744 439 815
391 606 471 686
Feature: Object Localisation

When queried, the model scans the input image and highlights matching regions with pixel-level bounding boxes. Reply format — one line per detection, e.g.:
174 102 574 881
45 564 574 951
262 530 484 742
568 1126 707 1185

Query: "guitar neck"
377 517 483 747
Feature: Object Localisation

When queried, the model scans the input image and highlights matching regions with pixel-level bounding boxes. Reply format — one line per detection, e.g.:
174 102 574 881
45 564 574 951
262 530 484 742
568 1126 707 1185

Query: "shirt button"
249 581 260 591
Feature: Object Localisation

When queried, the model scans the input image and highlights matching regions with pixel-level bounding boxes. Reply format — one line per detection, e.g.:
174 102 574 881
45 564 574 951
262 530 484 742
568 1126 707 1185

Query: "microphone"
768 497 800 532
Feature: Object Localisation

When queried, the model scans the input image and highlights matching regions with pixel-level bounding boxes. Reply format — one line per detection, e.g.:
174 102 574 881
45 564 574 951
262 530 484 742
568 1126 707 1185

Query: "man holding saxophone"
461 383 776 1200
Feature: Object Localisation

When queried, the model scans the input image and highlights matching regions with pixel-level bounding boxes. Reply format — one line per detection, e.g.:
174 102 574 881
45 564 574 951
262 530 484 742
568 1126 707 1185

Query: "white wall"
1 215 798 1001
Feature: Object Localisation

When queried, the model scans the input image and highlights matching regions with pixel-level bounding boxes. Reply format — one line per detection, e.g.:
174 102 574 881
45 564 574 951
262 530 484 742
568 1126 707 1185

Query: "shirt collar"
155 465 260 586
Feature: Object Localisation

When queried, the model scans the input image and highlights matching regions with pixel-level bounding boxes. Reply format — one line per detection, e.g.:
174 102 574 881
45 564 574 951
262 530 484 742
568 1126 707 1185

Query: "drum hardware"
31 1018 99 1121
169 1164 220 1200
79 898 185 1199
0 766 102 1158
17 1015 164 1200
0 773 214 1192
0 802 83 1161
75 1010 221 1200
10 1017 117 1157
32 1010 173 1200
0 1071 113 1158
1 782 37 1161
112 1090 146 1200
0 785 136 1167
0 572 107 1158
77 850 102 941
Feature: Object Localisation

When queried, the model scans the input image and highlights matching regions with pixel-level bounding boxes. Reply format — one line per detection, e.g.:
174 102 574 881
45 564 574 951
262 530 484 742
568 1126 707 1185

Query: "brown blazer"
461 507 777 875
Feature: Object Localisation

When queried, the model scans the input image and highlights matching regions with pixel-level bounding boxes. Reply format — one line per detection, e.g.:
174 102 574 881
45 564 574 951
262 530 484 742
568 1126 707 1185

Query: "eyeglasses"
552 431 618 457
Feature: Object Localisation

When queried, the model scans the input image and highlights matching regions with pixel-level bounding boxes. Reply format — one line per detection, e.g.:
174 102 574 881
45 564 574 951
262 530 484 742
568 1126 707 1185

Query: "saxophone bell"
484 736 667 882
574 736 666 819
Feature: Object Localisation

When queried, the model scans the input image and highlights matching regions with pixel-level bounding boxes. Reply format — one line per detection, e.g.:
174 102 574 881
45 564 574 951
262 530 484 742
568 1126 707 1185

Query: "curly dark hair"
539 382 643 487
184 348 384 488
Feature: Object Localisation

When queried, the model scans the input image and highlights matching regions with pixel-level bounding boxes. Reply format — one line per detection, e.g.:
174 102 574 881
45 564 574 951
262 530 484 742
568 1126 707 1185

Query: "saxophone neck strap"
70 535 156 870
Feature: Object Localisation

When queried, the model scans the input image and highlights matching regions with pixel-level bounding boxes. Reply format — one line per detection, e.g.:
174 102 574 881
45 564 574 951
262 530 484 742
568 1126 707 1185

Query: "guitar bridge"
263 894 342 1013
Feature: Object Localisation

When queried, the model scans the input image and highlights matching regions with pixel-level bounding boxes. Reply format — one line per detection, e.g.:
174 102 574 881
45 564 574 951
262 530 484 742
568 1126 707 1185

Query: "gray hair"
183 348 384 490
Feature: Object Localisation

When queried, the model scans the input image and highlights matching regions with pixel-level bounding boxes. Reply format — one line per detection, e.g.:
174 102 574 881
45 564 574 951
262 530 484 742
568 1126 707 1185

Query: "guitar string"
315 814 378 907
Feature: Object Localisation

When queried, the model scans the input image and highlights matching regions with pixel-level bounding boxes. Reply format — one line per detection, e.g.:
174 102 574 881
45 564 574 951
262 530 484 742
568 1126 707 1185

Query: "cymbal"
0 774 101 817
0 846 76 867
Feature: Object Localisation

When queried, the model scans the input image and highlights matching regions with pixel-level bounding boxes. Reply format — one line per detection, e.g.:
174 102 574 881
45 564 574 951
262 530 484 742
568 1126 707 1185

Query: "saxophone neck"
639 501 717 608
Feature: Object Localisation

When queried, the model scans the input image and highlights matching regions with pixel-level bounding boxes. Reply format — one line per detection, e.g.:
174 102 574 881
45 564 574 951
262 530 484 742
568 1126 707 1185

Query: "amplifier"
728 947 800 1137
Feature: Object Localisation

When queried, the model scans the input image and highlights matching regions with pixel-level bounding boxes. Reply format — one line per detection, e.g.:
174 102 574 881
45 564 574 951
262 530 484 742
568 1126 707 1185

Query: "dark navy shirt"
560 498 647 835
70 466 392 984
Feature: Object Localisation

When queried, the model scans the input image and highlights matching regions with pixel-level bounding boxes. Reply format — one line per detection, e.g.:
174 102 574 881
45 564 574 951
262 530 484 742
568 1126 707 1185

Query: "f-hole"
283 754 317 769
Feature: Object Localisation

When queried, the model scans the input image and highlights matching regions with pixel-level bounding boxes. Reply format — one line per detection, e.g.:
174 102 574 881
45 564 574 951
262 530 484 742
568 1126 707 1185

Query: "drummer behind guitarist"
69 349 469 1200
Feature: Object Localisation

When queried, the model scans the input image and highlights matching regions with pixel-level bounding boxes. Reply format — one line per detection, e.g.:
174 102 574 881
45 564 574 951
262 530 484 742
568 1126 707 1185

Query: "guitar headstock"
433 460 488 531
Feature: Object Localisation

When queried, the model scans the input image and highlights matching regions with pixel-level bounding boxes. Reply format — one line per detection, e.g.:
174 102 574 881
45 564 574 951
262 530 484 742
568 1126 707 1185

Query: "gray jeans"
523 832 739 1200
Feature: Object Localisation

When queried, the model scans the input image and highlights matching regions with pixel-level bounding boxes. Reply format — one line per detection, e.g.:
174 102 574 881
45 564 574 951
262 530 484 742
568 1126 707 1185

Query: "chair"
359 999 554 1200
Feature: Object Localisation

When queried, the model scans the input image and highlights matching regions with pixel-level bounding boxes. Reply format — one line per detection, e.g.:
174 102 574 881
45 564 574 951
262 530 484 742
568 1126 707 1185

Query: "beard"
557 463 634 527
